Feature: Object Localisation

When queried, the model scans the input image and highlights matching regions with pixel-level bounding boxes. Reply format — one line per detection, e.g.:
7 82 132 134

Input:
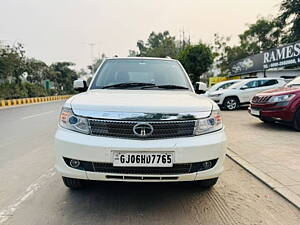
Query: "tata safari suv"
54 57 226 189
249 76 300 131
208 78 286 110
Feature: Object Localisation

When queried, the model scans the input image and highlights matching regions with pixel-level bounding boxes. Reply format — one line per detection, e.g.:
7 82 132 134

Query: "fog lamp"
70 159 80 168
202 161 212 169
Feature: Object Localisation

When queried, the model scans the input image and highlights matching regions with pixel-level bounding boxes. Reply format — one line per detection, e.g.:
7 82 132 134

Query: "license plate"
251 109 260 116
113 152 174 167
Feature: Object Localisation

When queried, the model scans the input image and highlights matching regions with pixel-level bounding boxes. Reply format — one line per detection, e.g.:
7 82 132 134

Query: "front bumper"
54 127 226 182
249 102 294 122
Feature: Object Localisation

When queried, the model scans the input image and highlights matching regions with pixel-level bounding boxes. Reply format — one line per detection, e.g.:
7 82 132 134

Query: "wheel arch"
293 106 300 131
222 95 241 104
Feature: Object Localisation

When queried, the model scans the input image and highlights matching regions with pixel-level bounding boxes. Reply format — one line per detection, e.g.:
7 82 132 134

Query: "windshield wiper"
102 82 155 89
141 85 189 90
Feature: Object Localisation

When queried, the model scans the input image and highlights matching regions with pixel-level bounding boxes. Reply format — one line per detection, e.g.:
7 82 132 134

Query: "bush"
23 83 47 97
0 82 48 100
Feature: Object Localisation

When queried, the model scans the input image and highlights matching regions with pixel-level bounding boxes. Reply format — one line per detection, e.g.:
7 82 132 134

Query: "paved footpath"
223 108 300 208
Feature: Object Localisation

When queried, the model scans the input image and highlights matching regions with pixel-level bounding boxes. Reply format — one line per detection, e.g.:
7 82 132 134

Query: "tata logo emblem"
133 123 154 137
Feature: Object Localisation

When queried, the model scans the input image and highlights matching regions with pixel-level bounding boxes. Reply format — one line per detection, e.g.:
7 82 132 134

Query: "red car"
249 77 300 131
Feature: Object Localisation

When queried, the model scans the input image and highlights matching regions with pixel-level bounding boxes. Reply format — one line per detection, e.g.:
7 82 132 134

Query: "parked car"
54 57 226 189
207 78 286 110
203 80 241 96
249 76 300 131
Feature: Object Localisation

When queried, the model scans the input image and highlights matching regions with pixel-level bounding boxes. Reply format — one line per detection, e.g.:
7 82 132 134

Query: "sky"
0 0 282 70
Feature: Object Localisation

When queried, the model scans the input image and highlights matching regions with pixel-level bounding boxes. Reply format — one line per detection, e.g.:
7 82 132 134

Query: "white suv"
54 57 226 189
203 80 241 96
207 78 286 110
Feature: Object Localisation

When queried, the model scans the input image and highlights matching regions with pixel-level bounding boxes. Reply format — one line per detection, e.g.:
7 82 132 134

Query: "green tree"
276 0 300 69
26 59 49 83
178 43 214 84
214 17 281 74
133 31 180 58
0 43 27 83
50 62 78 94
239 18 280 53
278 0 300 43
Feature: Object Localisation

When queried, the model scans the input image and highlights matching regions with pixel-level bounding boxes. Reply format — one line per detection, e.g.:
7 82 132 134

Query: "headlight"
59 107 90 134
194 110 223 135
268 94 295 103
209 94 222 98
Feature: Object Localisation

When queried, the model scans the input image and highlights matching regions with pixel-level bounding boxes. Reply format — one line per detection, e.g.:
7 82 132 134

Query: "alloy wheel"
226 99 237 110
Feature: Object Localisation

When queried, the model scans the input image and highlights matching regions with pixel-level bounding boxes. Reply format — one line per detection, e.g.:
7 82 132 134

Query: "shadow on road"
56 181 217 224
66 180 208 204
249 120 295 132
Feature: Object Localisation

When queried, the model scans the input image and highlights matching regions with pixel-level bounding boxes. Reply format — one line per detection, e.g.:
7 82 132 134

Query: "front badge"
133 123 154 137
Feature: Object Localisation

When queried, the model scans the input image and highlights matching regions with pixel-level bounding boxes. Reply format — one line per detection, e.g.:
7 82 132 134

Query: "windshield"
208 81 238 92
286 77 300 87
90 59 191 90
228 81 244 89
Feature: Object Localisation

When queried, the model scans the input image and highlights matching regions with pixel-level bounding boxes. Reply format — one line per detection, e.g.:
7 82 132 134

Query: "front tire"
293 109 300 131
196 178 218 188
223 97 239 110
62 177 84 189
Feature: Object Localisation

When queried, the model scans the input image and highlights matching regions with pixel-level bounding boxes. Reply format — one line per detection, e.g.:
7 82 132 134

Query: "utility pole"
83 42 97 74
88 43 96 74
179 28 186 49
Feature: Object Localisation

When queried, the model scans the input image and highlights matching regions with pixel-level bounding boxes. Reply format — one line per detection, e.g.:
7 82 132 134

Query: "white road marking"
21 111 55 120
0 168 56 224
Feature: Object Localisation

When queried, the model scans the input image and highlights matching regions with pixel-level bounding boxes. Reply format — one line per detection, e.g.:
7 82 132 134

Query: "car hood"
207 90 220 96
258 86 300 96
70 90 213 117
208 89 230 96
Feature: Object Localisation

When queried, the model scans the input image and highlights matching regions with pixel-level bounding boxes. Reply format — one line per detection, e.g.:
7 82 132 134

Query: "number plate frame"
112 152 174 167
250 109 260 116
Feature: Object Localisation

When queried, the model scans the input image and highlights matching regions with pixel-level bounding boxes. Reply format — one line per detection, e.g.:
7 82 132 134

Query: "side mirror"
74 80 88 92
194 82 208 94
240 85 248 90
195 89 206 94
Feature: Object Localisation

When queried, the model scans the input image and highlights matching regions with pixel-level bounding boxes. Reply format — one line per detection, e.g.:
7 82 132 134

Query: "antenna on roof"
114 55 118 57
166 56 171 59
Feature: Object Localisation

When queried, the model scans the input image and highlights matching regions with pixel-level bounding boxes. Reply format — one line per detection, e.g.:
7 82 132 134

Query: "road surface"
0 102 299 225
223 107 300 202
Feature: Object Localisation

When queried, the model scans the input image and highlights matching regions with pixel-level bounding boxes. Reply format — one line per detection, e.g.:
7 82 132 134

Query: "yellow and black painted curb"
0 95 72 107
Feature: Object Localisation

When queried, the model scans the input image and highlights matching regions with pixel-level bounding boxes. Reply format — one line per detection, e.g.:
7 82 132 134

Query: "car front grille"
63 158 218 175
88 119 196 139
251 96 271 104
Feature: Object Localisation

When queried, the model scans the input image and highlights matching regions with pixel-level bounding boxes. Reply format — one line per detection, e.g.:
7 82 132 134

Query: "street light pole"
88 43 96 74
82 42 97 75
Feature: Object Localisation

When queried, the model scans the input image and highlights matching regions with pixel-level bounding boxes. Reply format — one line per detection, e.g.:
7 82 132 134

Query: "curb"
227 148 300 209
0 95 71 108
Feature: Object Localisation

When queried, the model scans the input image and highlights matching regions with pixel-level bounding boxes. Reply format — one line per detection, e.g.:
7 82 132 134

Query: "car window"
244 80 260 89
216 84 226 91
213 82 236 91
90 59 191 89
208 83 222 92
223 82 235 89
259 79 278 87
